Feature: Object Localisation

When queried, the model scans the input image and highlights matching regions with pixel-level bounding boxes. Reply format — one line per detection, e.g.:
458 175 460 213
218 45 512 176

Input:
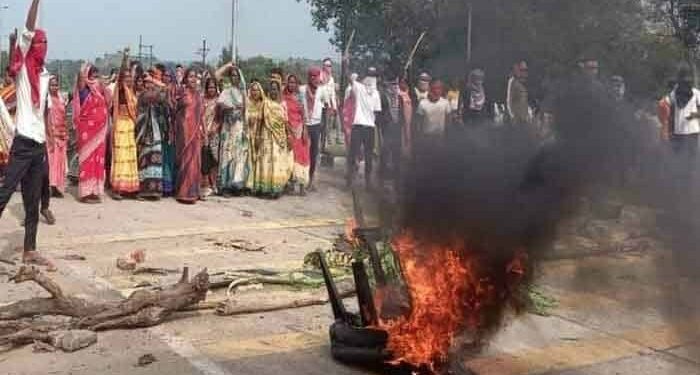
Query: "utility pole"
230 0 239 63
137 35 154 68
466 2 473 67
0 5 9 74
196 38 210 67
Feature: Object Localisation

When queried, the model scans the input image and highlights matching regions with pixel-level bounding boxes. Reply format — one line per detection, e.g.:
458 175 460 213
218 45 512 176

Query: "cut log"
0 266 209 351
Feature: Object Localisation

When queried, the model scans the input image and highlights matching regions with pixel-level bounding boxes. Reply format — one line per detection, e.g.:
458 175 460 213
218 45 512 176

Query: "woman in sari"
135 76 167 200
110 52 140 200
201 77 220 197
0 77 14 179
47 75 68 197
282 74 310 195
246 81 292 198
215 63 249 196
174 68 203 204
161 69 177 196
74 63 109 203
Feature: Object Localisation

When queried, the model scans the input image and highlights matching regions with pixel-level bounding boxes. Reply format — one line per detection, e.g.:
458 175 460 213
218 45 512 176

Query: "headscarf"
72 63 108 126
283 74 305 128
112 68 138 121
9 29 47 109
467 69 486 111
248 81 288 150
48 76 67 140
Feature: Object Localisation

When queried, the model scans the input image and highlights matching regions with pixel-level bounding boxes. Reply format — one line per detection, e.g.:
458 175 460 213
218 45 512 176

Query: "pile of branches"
0 266 209 352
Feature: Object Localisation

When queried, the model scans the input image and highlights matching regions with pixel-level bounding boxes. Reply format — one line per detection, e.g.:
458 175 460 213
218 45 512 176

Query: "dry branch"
0 266 209 351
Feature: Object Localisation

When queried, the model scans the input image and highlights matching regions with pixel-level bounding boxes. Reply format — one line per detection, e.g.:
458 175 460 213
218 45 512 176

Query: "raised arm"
26 0 41 32
215 62 235 81
120 48 130 74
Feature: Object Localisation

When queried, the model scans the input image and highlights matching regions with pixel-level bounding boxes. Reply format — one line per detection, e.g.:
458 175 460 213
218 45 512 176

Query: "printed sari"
0 85 16 168
246 83 292 197
175 89 202 203
47 92 68 192
110 82 140 194
135 89 166 198
217 86 249 192
73 65 109 199
162 82 177 196
202 95 219 188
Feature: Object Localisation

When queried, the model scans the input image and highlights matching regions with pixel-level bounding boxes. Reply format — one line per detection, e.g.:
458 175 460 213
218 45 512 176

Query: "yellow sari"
246 82 292 196
110 82 140 194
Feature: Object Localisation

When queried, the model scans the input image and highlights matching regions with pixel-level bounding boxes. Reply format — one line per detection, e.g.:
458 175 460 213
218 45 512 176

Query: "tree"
648 0 700 51
302 0 683 99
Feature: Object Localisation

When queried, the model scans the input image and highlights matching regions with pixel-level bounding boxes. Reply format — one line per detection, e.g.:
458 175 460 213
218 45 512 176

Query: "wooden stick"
215 281 356 316
345 29 356 58
404 31 427 76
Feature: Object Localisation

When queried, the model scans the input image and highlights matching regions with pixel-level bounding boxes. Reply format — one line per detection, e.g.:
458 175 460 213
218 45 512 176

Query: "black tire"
330 322 388 348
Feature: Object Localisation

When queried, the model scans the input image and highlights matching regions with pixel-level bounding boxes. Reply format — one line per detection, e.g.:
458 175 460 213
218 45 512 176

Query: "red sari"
74 70 109 199
283 89 310 185
175 89 203 203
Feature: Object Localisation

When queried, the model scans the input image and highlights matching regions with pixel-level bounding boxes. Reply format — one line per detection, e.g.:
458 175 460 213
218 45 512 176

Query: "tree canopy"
301 0 687 99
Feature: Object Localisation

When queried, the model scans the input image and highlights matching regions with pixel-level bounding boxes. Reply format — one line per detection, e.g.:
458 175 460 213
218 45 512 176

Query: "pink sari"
74 67 109 199
47 93 67 192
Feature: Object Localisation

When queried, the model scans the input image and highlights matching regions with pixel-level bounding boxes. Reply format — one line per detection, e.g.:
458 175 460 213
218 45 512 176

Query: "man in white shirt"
346 67 382 188
416 80 451 138
0 0 55 271
300 66 333 190
659 67 700 156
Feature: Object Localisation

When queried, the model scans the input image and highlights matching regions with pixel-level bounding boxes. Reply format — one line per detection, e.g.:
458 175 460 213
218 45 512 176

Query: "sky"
0 0 336 61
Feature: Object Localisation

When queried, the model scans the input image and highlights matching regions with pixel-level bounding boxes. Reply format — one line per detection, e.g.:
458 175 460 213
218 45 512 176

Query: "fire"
375 231 527 372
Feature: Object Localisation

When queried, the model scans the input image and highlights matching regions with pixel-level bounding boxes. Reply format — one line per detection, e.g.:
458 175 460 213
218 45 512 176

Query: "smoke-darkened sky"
0 0 334 61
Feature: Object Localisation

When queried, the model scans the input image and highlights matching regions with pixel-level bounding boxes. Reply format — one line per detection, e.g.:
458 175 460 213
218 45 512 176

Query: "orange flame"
376 231 526 372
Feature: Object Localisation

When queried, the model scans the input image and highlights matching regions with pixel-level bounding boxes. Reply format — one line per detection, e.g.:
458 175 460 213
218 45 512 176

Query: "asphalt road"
0 165 698 375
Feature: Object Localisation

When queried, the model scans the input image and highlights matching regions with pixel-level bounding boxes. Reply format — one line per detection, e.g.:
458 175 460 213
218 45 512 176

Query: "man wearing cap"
0 0 55 271
346 67 382 188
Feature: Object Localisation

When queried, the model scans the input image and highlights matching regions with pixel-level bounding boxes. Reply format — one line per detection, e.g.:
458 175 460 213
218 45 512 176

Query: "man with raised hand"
0 0 55 271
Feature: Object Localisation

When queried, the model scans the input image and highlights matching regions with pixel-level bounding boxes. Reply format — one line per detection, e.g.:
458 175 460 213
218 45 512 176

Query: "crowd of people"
0 0 693 273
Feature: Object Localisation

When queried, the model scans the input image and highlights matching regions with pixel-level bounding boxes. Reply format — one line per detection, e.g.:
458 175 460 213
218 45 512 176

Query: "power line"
195 38 210 67
137 35 155 68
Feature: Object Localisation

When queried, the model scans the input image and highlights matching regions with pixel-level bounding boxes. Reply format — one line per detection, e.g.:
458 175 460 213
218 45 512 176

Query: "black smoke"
388 72 700 367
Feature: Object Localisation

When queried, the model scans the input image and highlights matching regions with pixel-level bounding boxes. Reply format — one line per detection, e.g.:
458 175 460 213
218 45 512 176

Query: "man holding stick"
0 0 55 271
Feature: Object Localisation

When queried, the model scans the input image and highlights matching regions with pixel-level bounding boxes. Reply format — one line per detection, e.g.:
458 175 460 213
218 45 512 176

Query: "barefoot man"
0 0 55 271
